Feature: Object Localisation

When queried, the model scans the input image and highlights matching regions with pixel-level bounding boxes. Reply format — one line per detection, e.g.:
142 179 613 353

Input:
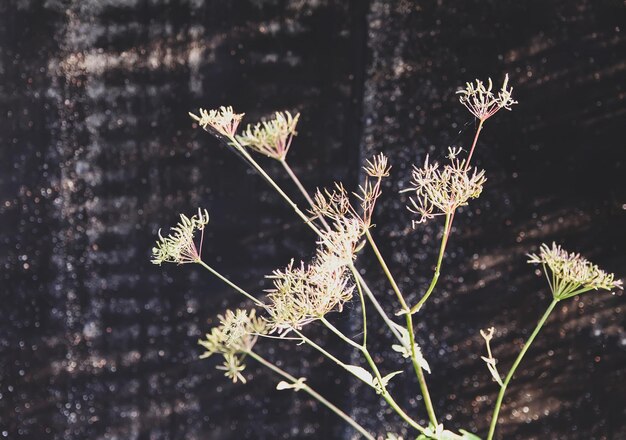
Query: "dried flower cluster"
198 308 268 383
155 74 624 440
479 327 503 387
189 106 244 138
263 158 390 335
312 153 391 230
151 209 209 265
265 220 363 334
457 74 517 121
236 111 300 161
403 156 486 225
528 242 623 300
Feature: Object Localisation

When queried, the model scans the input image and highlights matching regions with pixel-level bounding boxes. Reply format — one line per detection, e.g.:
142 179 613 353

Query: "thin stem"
246 350 375 440
405 312 438 427
281 159 332 232
196 260 265 307
320 317 425 434
354 270 404 343
411 212 451 314
360 345 426 434
320 317 363 351
351 265 368 346
465 119 484 170
226 136 325 238
293 328 348 367
487 298 558 440
364 229 410 312
363 229 437 425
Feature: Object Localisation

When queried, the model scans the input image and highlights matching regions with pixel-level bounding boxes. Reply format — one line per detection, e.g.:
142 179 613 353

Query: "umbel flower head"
528 242 623 300
198 308 268 383
402 156 486 225
311 153 391 229
236 111 300 161
189 106 244 138
265 219 362 334
265 256 354 334
151 209 209 265
457 74 517 121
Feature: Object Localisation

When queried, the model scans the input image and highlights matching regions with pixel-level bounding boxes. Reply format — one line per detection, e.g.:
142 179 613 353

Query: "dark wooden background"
1 1 625 439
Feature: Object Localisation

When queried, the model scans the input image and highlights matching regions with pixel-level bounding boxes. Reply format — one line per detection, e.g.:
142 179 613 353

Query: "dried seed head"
189 106 244 138
528 243 623 300
236 111 300 160
311 183 352 222
457 74 517 121
364 153 391 178
265 255 355 334
265 219 362 334
403 156 486 225
151 208 210 265
198 308 268 383
310 154 390 229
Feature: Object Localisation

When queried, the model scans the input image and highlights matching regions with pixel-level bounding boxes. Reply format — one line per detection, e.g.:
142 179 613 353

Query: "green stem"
354 270 404 343
487 298 558 440
363 229 437 426
227 136 325 238
351 265 368 346
464 119 484 170
405 312 438 427
246 350 375 440
364 229 409 312
293 329 348 367
411 212 451 314
320 317 425 433
280 160 333 232
196 260 264 307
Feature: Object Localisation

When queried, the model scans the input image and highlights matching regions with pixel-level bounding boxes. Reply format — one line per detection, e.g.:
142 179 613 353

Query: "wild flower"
364 152 392 179
198 308 268 383
265 251 355 334
402 156 486 226
189 106 244 138
457 74 517 121
236 111 300 161
479 327 503 387
311 153 390 230
151 208 209 265
264 215 364 334
527 242 623 300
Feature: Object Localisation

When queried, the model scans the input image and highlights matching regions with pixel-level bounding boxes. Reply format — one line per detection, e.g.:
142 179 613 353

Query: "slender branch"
226 136 325 238
364 229 410 312
196 260 265 307
320 317 426 434
280 159 333 232
354 270 404 343
465 119 484 171
487 298 558 440
410 118 486 312
405 312 438 427
246 350 375 440
320 317 363 352
411 212 451 313
293 328 348 367
363 229 437 425
351 265 369 346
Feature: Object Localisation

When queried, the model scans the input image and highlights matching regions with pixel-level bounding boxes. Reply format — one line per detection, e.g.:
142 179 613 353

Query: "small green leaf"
458 429 482 440
343 364 374 386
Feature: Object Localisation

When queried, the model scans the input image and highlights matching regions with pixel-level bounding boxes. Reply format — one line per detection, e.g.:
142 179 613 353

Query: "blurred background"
1 0 625 439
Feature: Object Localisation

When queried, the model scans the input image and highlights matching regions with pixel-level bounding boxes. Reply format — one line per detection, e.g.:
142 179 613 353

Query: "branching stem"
196 260 265 307
246 350 375 440
487 298 558 440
